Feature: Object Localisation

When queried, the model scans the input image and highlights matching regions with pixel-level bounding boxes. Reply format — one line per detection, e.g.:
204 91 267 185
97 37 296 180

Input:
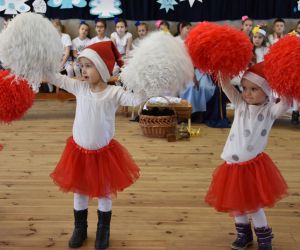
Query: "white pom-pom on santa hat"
0 12 63 92
242 62 271 97
120 31 194 97
78 41 124 82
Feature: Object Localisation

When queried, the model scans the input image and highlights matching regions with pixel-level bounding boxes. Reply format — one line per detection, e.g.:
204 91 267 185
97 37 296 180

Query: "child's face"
252 33 264 47
241 79 267 105
180 25 191 39
79 57 103 85
95 21 106 36
159 24 169 32
137 25 147 39
242 20 253 34
79 24 89 38
116 22 126 36
273 22 285 34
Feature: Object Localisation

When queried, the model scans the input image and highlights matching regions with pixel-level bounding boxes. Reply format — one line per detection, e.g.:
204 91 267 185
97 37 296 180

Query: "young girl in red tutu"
47 41 145 249
205 62 290 250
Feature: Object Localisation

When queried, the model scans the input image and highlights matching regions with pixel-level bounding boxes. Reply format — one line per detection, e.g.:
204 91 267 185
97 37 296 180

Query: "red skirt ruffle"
50 137 140 198
205 152 288 215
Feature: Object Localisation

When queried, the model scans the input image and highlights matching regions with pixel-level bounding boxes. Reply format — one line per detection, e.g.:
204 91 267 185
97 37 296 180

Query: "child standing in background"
251 25 269 64
132 22 148 49
268 18 286 45
89 19 110 45
158 20 171 33
72 21 90 77
241 16 253 38
205 63 290 250
111 18 133 59
52 19 74 92
175 21 192 44
47 41 145 249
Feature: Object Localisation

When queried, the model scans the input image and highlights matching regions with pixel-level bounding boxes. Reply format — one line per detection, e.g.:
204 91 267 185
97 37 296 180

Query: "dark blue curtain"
1 0 299 21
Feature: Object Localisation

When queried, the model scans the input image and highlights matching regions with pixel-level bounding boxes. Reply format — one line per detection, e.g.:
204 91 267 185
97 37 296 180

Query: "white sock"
293 99 299 111
74 193 89 211
98 197 112 212
249 208 268 228
235 214 250 224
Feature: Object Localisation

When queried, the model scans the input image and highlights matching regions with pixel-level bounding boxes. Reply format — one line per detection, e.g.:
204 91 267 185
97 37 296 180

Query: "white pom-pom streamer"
120 31 194 97
0 13 63 91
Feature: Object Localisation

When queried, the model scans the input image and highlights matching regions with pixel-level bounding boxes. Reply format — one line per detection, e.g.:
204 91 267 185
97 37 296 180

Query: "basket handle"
138 96 177 116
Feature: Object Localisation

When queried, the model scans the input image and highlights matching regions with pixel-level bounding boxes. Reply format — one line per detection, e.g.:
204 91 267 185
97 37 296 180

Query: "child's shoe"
254 227 273 250
291 111 299 125
68 209 88 248
231 223 253 250
95 210 112 249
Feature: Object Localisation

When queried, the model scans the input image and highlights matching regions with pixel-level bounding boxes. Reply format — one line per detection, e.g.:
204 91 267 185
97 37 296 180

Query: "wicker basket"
139 97 177 138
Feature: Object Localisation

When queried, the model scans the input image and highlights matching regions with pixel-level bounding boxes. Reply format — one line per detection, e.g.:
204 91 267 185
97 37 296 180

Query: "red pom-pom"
264 35 300 100
0 70 34 123
185 22 253 78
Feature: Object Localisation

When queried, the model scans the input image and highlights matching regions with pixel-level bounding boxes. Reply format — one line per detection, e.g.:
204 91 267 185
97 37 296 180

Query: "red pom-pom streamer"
0 70 34 123
185 22 253 78
264 35 300 100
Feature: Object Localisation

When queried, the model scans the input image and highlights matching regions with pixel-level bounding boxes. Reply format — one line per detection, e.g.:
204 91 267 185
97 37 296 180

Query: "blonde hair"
52 19 64 33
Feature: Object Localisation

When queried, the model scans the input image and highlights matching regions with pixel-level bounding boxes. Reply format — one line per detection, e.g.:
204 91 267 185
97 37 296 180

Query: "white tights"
74 193 112 212
234 208 268 228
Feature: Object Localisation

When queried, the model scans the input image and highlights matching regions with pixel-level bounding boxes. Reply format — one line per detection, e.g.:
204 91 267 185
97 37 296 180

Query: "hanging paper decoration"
47 0 87 9
298 0 300 11
33 0 47 13
179 0 203 7
89 0 122 18
0 0 30 14
157 0 178 13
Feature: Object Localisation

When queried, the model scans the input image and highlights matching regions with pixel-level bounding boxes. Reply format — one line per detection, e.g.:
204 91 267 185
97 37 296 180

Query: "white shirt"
175 35 185 44
49 74 145 150
61 33 72 48
255 47 269 63
72 37 91 55
110 32 132 55
221 82 289 163
88 36 110 46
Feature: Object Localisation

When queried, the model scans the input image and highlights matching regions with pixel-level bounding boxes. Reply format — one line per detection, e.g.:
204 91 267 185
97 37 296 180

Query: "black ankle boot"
254 227 273 250
95 210 112 250
68 209 88 248
231 223 253 250
291 111 299 125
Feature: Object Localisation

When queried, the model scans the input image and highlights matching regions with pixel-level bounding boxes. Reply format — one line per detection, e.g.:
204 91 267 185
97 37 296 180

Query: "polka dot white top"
221 81 289 163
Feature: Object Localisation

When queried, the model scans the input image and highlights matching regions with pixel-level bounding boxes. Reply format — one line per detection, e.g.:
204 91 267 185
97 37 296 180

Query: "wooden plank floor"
0 101 300 250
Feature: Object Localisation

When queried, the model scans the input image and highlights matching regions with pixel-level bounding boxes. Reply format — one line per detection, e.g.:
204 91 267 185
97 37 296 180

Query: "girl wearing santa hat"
205 62 290 250
47 41 145 249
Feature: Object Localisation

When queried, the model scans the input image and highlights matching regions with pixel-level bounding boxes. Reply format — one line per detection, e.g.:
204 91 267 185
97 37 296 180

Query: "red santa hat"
78 41 124 82
242 62 271 97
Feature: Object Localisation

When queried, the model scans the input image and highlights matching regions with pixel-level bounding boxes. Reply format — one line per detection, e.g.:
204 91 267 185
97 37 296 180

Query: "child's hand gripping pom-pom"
0 13 63 92
120 31 194 97
185 22 253 79
264 35 300 100
0 70 34 123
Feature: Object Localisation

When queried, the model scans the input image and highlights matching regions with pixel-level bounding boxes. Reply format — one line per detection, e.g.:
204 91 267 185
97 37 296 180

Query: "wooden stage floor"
0 101 299 250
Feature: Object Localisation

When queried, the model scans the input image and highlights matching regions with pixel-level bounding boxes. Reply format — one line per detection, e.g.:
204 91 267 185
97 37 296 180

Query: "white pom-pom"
120 31 194 97
0 13 63 91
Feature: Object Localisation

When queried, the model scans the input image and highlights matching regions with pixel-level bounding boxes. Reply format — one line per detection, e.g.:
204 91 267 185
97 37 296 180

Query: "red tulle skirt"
205 152 288 215
50 137 140 198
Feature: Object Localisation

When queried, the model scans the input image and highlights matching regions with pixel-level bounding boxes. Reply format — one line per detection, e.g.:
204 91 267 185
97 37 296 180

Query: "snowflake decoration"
47 0 87 9
0 0 30 14
179 0 203 7
157 0 178 13
89 0 122 18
